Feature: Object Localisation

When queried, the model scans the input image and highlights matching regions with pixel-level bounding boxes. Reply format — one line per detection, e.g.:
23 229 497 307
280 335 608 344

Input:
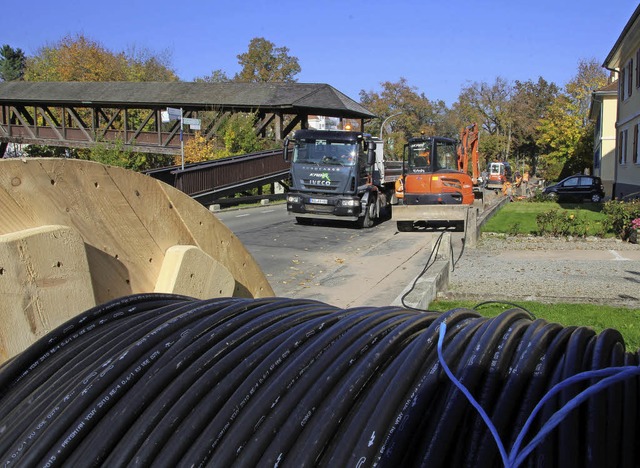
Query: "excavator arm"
457 123 480 185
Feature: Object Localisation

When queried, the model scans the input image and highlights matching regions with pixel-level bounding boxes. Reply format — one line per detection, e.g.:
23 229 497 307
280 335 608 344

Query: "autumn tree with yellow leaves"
24 34 177 82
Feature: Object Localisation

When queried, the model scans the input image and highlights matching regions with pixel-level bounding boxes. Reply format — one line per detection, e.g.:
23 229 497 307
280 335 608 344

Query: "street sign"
160 110 170 123
166 107 182 121
183 117 201 131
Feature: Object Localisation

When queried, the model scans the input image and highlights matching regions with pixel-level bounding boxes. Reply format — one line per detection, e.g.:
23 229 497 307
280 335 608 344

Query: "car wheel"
546 192 558 200
591 193 602 203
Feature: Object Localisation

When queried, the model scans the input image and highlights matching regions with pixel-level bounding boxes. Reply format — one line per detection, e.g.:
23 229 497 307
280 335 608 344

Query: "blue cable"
437 322 510 466
437 321 640 468
510 365 640 467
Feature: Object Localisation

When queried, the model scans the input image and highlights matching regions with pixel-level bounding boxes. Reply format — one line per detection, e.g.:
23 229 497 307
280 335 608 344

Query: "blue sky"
3 0 638 105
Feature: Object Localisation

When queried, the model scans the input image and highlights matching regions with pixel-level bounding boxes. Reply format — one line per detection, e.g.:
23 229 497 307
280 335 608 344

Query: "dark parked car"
542 175 605 203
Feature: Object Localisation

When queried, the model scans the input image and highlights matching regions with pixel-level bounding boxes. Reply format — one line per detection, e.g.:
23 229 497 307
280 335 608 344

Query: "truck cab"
284 129 389 228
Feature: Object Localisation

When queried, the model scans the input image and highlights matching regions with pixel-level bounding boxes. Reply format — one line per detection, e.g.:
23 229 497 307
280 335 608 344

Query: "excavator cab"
397 136 474 205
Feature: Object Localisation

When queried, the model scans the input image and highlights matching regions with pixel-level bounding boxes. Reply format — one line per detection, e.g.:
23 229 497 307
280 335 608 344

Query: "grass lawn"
429 299 640 351
457 199 638 350
481 200 607 236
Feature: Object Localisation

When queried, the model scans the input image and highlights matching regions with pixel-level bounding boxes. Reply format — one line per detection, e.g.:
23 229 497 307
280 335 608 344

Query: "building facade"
603 4 640 199
589 81 618 198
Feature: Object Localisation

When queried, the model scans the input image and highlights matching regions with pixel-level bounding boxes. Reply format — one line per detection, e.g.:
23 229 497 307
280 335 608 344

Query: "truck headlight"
287 195 301 203
339 199 360 207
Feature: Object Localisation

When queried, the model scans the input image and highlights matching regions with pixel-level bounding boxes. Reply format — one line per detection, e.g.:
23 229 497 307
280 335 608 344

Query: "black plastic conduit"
0 294 638 467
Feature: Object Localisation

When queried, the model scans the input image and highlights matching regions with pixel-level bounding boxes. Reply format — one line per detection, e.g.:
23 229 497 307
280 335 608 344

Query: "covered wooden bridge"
0 81 375 157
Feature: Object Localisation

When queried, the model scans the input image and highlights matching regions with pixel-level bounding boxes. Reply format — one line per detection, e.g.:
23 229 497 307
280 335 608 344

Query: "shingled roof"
0 81 376 119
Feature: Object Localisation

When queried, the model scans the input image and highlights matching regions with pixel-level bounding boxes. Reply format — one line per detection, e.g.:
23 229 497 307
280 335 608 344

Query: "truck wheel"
357 198 376 228
397 221 413 232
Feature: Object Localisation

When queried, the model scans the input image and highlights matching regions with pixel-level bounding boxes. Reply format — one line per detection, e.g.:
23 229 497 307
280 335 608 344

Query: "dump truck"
284 129 400 228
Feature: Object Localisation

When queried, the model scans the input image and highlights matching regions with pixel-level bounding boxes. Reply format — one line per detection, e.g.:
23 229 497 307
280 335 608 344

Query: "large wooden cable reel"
0 158 274 363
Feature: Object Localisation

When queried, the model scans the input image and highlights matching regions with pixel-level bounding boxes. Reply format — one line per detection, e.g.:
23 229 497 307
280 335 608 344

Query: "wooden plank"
0 225 95 362
154 245 234 298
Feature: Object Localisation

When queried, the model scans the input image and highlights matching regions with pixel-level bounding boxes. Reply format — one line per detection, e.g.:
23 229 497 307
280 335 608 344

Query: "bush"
602 199 640 240
536 209 591 237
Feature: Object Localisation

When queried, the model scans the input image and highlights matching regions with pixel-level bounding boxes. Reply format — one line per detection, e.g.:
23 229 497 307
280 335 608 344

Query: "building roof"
594 80 619 95
589 81 618 121
603 4 640 69
0 81 376 119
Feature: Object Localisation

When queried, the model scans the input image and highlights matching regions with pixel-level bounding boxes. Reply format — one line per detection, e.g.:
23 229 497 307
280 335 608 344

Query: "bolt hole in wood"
135 190 141 197
0 267 4 275
50 179 55 185
94 182 99 188
55 262 62 268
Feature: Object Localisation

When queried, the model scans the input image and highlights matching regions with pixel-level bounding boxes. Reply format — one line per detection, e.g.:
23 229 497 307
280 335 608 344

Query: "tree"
510 77 560 174
194 69 231 83
453 77 513 163
566 58 608 126
234 37 301 83
123 45 177 82
359 78 451 159
24 34 177 82
536 58 608 179
0 45 26 81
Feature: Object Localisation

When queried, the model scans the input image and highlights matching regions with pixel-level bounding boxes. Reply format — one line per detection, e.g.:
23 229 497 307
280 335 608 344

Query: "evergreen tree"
0 44 26 81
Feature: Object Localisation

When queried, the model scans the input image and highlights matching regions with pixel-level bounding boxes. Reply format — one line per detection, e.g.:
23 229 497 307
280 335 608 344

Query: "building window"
636 124 640 164
619 129 628 164
628 60 634 98
594 147 601 169
620 67 627 101
636 49 640 88
635 125 639 164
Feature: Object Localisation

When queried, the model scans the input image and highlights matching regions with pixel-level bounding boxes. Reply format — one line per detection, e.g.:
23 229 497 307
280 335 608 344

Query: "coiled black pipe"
0 294 638 467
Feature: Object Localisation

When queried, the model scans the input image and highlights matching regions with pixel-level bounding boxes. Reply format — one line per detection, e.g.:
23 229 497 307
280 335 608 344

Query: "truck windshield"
293 140 358 166
490 164 504 175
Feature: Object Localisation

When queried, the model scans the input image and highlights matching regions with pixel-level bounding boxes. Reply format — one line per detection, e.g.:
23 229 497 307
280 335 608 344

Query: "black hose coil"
0 294 638 467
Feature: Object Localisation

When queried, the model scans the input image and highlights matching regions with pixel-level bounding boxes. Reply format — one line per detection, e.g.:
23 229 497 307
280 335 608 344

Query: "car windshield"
293 140 358 166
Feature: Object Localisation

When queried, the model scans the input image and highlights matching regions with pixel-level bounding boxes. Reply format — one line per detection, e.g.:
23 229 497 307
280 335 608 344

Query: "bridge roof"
0 81 376 119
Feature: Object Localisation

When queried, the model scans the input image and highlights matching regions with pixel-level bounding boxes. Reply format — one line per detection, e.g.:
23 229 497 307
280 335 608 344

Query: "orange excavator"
394 123 480 204
393 123 481 231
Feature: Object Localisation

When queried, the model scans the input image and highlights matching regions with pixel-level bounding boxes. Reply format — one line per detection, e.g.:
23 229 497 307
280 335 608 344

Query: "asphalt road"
214 204 456 308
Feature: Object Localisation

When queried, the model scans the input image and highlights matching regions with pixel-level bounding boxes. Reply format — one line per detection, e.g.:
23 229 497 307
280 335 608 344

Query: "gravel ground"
441 234 640 308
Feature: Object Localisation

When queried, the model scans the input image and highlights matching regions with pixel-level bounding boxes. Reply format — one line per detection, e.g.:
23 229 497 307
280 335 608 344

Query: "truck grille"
304 204 335 213
302 180 339 192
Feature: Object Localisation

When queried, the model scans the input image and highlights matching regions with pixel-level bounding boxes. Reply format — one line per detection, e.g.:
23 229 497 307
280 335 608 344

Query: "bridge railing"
145 149 290 201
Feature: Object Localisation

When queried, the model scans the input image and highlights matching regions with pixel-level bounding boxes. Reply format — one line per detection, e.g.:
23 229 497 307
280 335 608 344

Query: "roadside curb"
403 194 509 310
392 259 450 310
